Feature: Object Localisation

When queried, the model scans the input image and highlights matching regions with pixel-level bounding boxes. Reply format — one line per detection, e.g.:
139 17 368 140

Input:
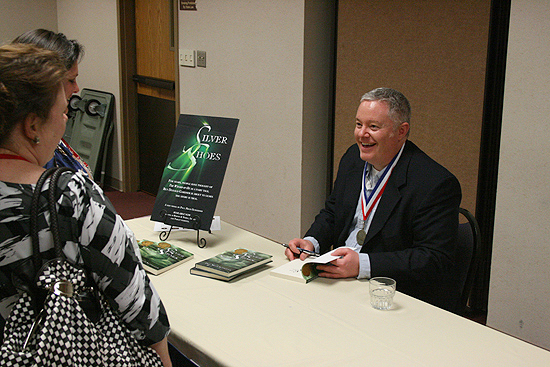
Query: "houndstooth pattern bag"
0 168 163 366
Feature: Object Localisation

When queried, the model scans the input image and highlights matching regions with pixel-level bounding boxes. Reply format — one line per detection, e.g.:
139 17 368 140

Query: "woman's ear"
23 113 41 142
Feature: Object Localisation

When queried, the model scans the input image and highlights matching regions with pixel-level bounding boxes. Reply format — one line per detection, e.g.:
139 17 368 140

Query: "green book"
189 266 241 281
194 248 272 277
138 239 194 275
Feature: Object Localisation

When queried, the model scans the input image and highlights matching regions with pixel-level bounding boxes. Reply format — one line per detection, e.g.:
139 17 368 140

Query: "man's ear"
23 113 41 141
398 122 410 140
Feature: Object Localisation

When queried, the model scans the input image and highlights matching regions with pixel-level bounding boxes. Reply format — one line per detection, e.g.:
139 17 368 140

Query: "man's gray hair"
360 88 411 128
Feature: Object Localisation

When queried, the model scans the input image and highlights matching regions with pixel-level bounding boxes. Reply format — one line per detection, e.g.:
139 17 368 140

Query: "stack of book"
190 248 272 281
138 239 194 275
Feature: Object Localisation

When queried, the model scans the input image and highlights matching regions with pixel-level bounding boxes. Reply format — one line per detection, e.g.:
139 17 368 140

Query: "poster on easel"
151 114 239 231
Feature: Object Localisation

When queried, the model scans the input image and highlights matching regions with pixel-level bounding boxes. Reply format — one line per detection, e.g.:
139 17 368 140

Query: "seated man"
285 87 462 312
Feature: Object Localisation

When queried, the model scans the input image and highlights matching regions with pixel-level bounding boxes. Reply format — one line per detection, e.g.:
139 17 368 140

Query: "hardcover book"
270 249 342 283
189 266 240 281
138 239 194 275
193 248 272 278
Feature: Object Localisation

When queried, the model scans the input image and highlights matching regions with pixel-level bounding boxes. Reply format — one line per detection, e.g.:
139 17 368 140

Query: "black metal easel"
158 212 209 248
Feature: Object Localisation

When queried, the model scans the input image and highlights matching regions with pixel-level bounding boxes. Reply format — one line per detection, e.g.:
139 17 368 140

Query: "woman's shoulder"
53 169 107 209
55 169 101 192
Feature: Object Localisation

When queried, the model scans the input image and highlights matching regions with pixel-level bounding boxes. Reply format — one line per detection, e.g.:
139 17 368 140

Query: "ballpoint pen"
280 243 319 257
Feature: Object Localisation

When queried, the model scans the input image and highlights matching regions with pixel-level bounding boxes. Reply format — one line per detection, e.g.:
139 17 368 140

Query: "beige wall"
487 0 550 350
334 0 491 215
0 0 57 43
176 0 334 242
56 0 122 187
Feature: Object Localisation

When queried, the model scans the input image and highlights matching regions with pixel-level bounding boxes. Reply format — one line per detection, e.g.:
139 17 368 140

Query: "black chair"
456 207 481 316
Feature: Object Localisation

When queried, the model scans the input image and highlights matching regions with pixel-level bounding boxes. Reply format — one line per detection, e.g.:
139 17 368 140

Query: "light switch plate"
179 49 195 67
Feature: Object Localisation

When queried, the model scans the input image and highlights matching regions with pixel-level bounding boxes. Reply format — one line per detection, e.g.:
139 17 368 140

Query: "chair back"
456 207 481 315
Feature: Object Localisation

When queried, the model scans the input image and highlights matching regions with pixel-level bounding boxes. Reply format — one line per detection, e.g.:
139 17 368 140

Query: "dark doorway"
118 0 179 193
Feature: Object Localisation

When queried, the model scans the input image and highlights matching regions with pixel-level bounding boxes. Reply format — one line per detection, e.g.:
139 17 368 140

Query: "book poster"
151 114 239 230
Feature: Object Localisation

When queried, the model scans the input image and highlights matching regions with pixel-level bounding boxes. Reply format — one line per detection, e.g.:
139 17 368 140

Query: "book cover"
270 249 342 283
138 239 194 275
269 260 319 283
151 114 239 231
189 266 240 281
194 248 272 277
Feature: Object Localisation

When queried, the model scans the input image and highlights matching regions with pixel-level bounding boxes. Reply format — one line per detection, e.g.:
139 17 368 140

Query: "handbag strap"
30 167 73 272
27 167 101 320
46 167 73 258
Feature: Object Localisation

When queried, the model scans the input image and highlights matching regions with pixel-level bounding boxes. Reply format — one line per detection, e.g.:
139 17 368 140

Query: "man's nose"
359 126 370 137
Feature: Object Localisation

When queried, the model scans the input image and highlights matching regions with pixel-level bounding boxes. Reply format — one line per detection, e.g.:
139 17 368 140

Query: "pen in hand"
280 243 319 257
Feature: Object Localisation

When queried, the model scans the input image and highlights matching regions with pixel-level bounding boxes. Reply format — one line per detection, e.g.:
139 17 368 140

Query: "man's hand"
316 247 359 278
285 238 314 261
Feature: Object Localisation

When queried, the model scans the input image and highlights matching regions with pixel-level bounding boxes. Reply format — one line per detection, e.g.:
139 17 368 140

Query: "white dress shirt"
305 164 382 279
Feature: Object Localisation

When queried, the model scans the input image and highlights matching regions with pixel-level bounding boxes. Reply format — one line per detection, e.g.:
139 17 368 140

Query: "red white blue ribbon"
360 143 405 221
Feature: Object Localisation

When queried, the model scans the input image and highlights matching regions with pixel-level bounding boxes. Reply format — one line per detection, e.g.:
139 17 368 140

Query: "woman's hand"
150 337 172 367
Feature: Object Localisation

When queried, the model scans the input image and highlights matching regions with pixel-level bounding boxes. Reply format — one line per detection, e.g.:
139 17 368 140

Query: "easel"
158 211 210 248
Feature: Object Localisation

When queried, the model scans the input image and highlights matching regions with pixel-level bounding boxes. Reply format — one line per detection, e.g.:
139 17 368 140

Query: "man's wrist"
357 252 371 279
303 236 320 253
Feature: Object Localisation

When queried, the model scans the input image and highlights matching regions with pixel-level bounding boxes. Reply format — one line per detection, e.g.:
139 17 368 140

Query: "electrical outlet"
196 50 206 68
179 49 195 67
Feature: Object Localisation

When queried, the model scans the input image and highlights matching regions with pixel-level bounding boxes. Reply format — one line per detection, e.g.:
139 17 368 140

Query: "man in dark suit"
286 88 462 311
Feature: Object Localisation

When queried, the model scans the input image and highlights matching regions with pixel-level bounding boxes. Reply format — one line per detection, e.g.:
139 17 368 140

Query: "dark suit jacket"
305 141 462 311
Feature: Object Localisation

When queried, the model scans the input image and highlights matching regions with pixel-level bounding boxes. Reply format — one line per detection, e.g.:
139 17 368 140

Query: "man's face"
354 100 409 170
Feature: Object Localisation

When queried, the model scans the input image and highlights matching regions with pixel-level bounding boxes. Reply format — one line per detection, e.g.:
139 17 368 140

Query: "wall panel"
335 0 491 213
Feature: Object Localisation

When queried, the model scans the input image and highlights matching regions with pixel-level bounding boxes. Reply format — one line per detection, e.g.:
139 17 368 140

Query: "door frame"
118 0 180 192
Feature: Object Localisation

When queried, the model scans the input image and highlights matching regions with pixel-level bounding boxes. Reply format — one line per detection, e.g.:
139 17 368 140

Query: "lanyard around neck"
0 153 32 163
360 143 405 221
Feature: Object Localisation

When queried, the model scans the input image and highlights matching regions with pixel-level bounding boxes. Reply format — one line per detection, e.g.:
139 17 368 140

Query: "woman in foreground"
0 44 172 366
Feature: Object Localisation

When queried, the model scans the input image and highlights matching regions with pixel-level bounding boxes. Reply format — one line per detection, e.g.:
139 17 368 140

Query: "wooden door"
135 0 177 195
135 0 175 101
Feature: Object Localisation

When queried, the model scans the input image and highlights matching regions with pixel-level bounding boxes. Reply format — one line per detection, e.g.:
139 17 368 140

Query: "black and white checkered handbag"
0 168 163 366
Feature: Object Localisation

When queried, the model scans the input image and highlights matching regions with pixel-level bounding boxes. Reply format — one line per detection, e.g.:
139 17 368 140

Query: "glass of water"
369 277 396 310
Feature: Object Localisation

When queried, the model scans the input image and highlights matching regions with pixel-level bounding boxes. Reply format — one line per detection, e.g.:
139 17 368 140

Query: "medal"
356 229 367 244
